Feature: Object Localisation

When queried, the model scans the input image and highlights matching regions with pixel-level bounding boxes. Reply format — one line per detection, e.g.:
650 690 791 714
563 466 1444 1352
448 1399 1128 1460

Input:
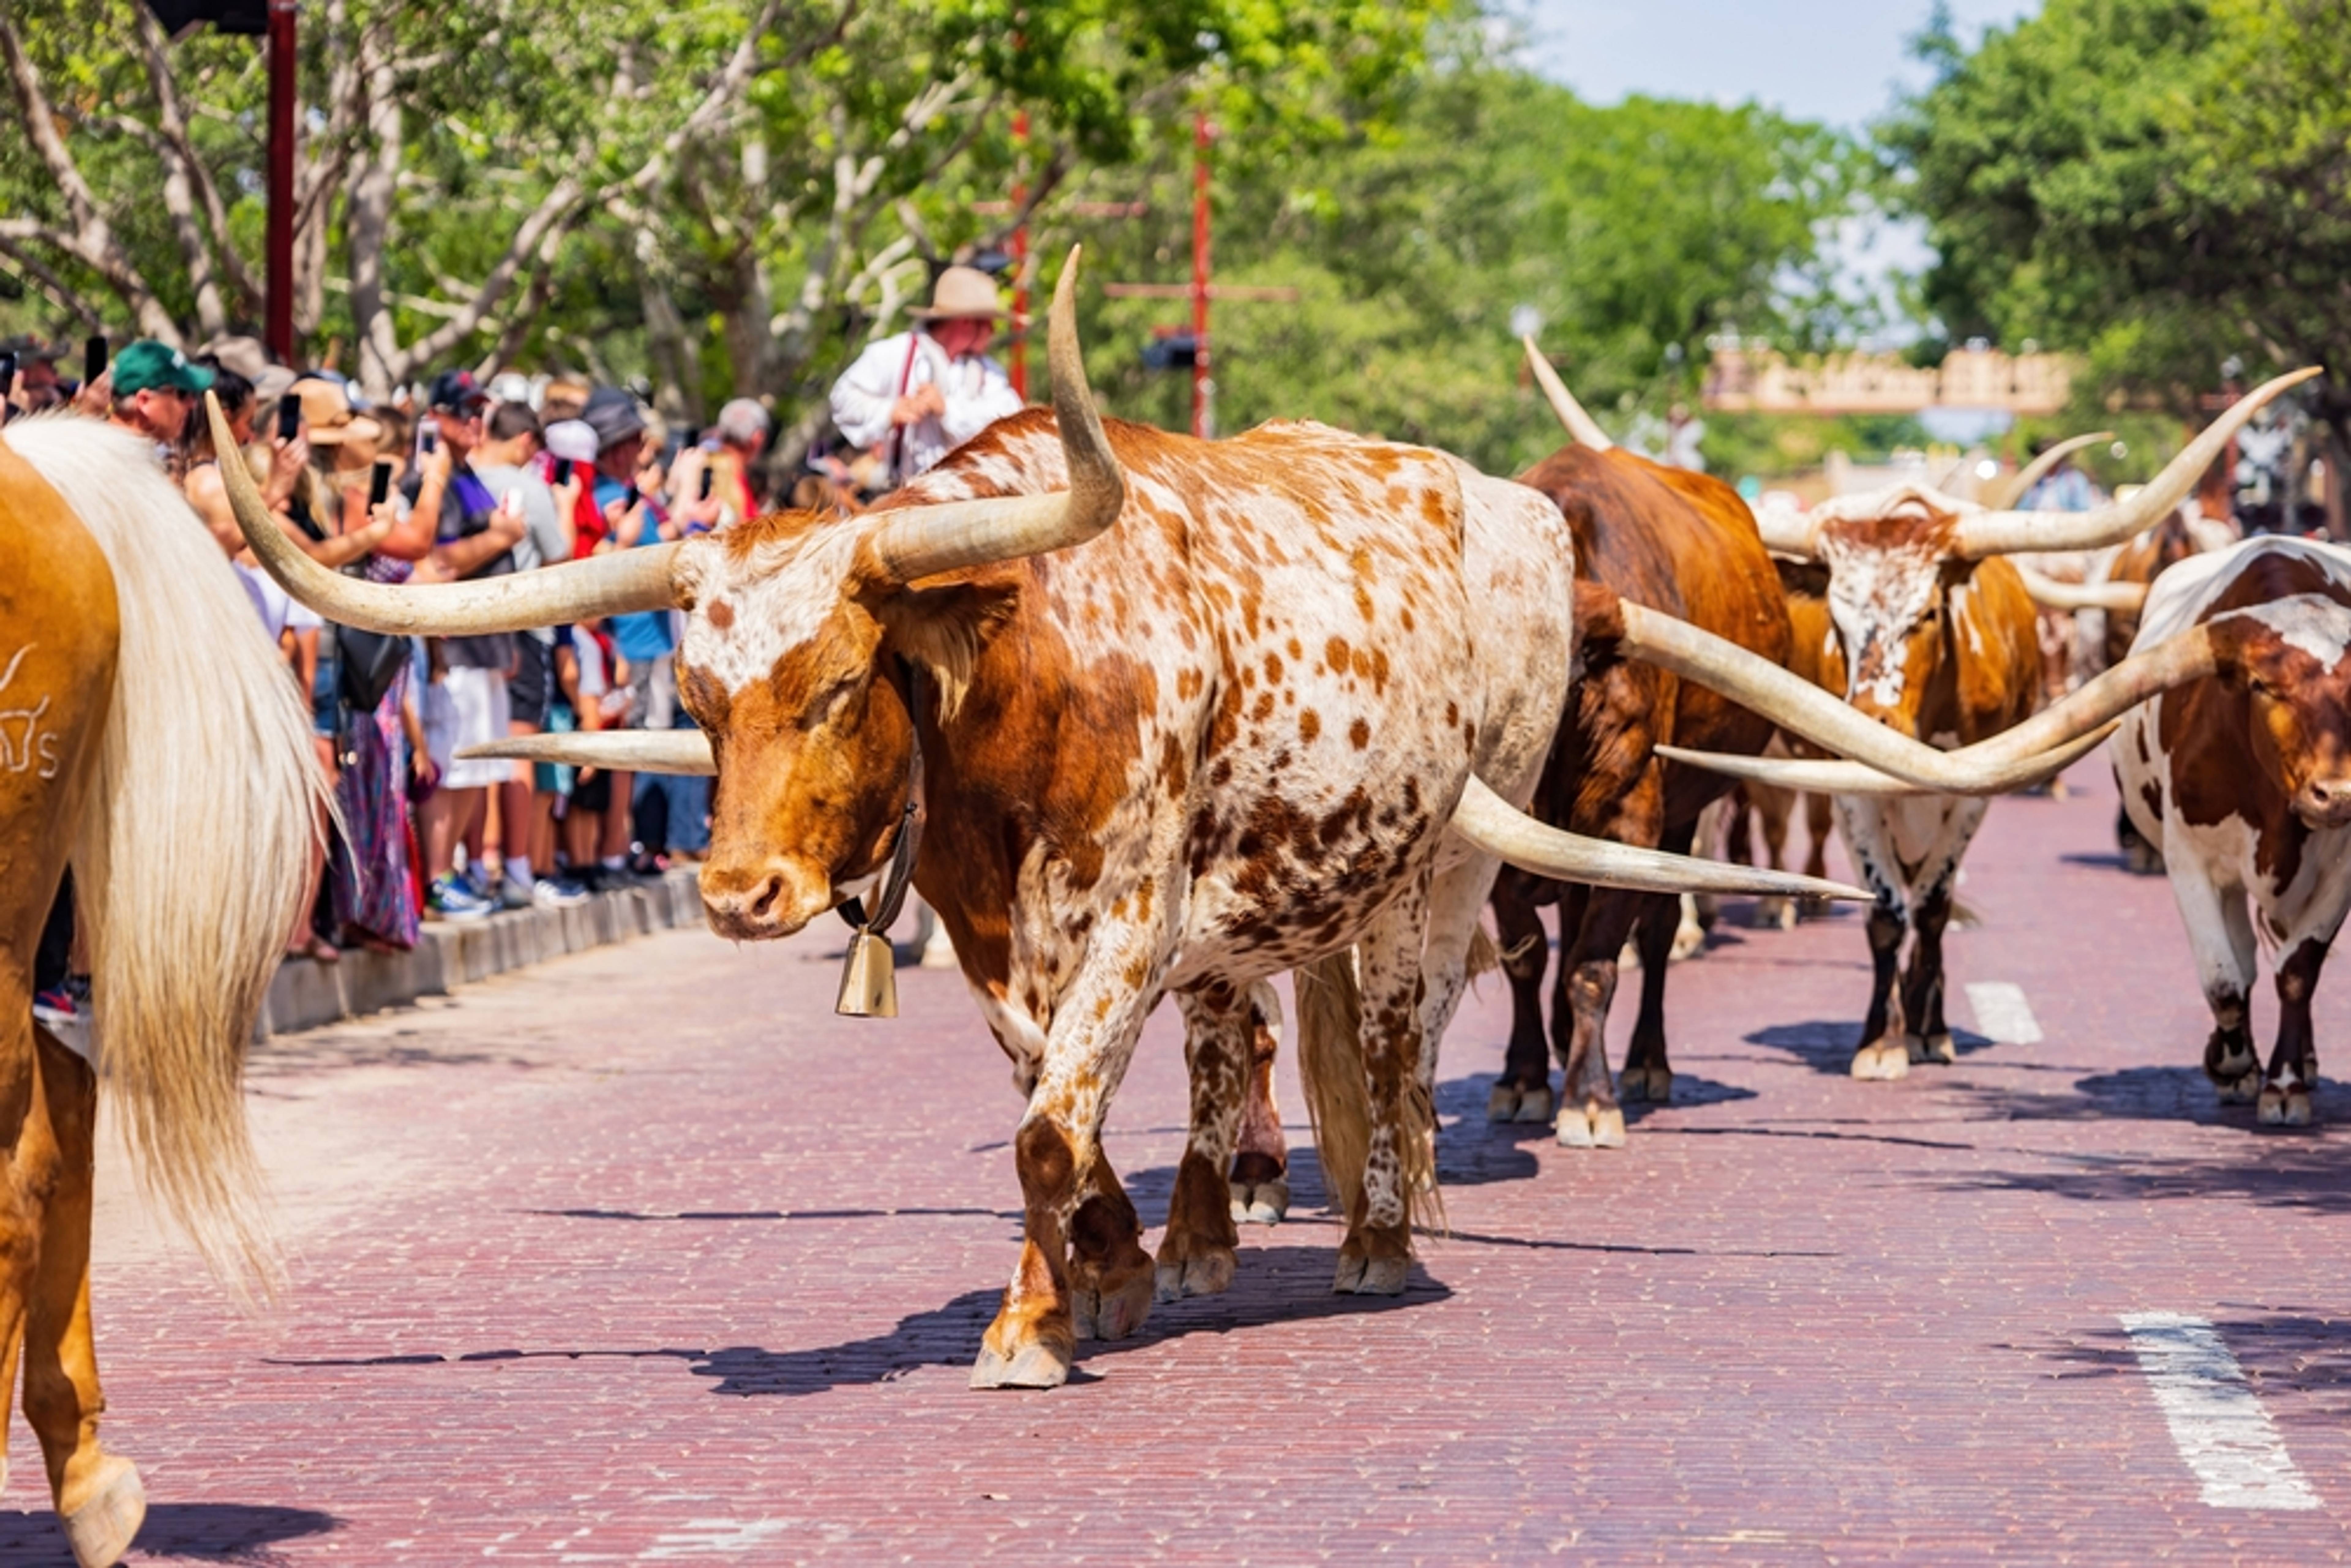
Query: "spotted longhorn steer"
221 254 1852 1390
1648 371 2317 1080
2114 536 2351 1125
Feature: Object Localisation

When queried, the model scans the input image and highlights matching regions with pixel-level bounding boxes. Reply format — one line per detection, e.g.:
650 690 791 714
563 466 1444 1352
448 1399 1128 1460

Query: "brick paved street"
25 760 2351 1563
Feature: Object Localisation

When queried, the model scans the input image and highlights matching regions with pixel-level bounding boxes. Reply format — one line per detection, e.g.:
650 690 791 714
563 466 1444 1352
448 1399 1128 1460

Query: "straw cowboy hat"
913 265 1008 321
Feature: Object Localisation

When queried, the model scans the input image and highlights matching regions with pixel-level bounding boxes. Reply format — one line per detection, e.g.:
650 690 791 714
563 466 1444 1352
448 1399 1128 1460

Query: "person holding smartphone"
401 369 527 920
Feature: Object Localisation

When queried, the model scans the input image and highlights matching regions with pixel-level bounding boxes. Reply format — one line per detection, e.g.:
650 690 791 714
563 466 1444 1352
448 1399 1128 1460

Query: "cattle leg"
2261 937 2330 1128
1554 889 1637 1148
1901 881 1958 1065
1488 874 1555 1124
1064 1154 1155 1342
1618 893 1684 1104
1227 981 1289 1226
1799 793 1835 921
2173 868 2262 1102
1851 900 1913 1080
1157 987 1253 1303
1333 878 1433 1296
972 936 1163 1389
20 1028 141 1567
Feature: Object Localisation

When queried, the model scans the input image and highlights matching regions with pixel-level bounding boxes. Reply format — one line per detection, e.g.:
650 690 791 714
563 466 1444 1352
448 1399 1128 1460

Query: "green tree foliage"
1884 0 2351 441
1074 54 1867 475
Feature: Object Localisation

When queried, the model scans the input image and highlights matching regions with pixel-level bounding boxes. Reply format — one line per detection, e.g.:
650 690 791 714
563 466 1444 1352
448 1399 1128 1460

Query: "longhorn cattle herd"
0 246 2335 1561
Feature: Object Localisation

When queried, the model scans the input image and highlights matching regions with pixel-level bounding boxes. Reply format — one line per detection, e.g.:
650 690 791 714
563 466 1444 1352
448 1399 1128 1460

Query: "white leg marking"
1963 981 2042 1046
2119 1312 2320 1510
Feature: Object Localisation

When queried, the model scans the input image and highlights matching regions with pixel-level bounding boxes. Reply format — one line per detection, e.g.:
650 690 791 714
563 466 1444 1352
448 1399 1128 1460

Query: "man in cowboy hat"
830 263 1025 484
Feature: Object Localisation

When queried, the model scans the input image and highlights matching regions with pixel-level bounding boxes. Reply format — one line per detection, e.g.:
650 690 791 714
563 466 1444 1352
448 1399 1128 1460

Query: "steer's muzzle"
2293 777 2351 831
699 854 834 941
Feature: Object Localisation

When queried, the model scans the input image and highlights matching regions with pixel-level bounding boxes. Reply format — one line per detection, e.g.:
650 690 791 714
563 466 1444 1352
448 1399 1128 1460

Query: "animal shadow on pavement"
0 1502 338 1566
687 1243 1449 1395
1746 1019 1995 1075
1953 1063 2351 1133
2014 1312 2351 1428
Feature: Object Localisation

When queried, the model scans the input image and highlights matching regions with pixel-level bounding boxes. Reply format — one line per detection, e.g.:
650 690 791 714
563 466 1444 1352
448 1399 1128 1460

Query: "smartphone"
0 353 16 393
419 424 438 456
368 459 391 508
276 396 302 441
697 462 715 501
553 457 575 486
82 335 105 387
623 483 640 510
681 426 702 453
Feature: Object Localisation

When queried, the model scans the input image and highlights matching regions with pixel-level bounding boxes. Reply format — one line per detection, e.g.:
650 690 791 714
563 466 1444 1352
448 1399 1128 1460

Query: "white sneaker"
532 877 591 909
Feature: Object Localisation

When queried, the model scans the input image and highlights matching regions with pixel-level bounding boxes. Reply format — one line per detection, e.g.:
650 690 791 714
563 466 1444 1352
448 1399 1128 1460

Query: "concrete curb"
260 867 706 1037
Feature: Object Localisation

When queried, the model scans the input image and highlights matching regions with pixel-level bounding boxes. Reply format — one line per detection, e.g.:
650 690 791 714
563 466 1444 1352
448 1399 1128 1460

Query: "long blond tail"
1294 949 1445 1234
9 418 324 1290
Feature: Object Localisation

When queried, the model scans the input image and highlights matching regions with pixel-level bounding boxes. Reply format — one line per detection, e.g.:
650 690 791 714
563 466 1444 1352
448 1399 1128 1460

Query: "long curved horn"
1598 593 2211 791
2013 564 2149 614
1657 721 2118 798
1982 430 2113 510
206 391 681 635
457 731 716 774
863 245 1125 584
1752 499 1822 559
1521 337 1614 451
1449 776 1866 900
1951 369 2319 557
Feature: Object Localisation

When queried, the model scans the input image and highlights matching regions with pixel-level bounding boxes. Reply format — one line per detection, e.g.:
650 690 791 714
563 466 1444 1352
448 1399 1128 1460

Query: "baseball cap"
112 339 216 397
426 368 490 414
581 386 647 452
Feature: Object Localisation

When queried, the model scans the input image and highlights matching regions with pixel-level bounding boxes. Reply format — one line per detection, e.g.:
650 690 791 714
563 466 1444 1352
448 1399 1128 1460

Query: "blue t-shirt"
593 475 677 662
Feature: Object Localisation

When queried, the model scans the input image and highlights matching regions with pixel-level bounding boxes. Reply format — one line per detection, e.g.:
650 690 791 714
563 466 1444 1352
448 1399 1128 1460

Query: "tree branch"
0 233 105 331
0 2 178 340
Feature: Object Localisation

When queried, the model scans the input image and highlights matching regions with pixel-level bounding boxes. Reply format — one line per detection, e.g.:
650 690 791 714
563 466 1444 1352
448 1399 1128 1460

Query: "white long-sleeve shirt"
830 329 1026 482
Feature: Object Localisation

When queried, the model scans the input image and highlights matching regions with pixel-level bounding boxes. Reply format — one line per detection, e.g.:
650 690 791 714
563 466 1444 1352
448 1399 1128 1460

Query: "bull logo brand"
0 643 59 780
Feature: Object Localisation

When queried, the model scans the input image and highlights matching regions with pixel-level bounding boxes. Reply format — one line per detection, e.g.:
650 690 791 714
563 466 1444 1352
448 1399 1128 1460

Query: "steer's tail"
1293 951 1441 1232
10 418 323 1291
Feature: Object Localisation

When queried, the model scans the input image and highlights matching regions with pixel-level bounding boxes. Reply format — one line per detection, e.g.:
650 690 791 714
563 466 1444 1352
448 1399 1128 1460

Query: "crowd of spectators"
12 260 1026 1024
6 329 773 1021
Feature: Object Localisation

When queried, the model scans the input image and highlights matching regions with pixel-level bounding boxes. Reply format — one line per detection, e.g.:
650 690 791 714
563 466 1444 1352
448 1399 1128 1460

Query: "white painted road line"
2119 1312 2321 1510
1965 980 2043 1044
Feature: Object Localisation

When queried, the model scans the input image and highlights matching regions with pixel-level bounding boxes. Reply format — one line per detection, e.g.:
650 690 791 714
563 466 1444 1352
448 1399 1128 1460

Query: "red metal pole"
1009 109 1029 401
265 0 296 363
1191 111 1211 440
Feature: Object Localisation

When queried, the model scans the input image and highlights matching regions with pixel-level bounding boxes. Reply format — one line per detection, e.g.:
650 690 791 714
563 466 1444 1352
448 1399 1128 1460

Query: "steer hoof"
1153 1246 1236 1304
969 1339 1072 1390
2215 1070 2263 1105
1332 1253 1410 1295
1228 1177 1289 1226
1619 1065 1674 1104
1513 1083 1555 1125
1906 1033 1957 1066
1850 1042 1911 1081
2258 1084 2315 1128
61 1454 143 1568
1557 1104 1626 1148
1072 1267 1154 1341
1487 1081 1522 1121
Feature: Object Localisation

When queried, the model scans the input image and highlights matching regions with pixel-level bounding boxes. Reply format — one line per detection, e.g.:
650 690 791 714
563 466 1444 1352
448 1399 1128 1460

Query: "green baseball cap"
110 339 216 396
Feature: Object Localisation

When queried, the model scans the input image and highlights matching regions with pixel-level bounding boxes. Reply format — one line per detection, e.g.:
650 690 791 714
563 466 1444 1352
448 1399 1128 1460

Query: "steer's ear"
872 580 1021 716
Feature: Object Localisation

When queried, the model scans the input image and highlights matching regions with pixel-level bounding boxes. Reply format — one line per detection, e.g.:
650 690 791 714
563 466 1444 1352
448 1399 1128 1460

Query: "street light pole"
265 0 296 362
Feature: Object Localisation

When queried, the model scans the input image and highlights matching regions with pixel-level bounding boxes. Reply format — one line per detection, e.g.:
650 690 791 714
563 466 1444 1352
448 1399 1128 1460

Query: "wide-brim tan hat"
295 377 384 446
912 264 1008 321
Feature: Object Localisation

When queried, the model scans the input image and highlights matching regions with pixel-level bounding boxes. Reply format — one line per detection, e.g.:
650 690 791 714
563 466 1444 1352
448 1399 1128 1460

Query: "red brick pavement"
20 760 2351 1562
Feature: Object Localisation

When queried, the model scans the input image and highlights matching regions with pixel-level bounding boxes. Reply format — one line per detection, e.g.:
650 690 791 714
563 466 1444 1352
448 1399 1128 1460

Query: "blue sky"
1512 0 2042 130
1510 1 2045 350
